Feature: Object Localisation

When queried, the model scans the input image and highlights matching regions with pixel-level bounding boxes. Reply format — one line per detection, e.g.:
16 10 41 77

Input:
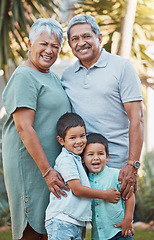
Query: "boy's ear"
106 153 110 162
57 136 64 146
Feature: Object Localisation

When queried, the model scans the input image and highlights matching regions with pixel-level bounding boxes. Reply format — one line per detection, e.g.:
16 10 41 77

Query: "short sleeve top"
2 65 71 239
46 147 92 222
89 166 125 240
61 49 143 168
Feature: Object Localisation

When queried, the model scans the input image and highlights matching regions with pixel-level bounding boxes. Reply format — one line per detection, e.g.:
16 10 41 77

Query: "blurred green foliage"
135 151 154 222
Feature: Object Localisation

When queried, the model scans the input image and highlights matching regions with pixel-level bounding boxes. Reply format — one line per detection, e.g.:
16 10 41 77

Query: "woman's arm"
13 107 69 198
67 179 121 203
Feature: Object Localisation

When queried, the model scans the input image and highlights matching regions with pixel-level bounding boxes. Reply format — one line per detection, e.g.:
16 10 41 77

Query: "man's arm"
67 179 121 203
114 192 135 237
119 101 144 199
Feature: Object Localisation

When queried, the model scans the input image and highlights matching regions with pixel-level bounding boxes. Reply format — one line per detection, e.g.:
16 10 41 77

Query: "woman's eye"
84 35 91 39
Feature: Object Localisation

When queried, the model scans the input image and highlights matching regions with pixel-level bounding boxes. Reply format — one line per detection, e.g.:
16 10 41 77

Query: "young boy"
45 112 121 240
83 133 135 240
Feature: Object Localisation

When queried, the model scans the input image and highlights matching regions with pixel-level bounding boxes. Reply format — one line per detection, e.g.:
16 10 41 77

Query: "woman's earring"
28 50 31 55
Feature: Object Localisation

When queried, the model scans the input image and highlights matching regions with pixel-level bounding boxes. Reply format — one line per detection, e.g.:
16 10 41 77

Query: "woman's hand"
44 168 69 199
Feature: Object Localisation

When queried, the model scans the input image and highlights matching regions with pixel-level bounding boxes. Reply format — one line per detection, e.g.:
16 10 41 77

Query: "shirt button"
26 209 30 213
99 227 101 230
97 215 99 218
24 198 28 203
96 203 98 206
95 181 97 183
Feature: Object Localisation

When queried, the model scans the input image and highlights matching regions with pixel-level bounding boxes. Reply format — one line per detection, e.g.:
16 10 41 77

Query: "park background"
0 0 154 239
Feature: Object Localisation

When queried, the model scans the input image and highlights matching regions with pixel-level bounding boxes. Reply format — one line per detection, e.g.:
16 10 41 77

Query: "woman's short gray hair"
29 18 63 49
67 14 100 42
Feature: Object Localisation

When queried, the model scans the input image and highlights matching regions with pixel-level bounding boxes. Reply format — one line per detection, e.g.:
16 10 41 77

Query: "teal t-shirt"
89 166 125 240
2 65 71 239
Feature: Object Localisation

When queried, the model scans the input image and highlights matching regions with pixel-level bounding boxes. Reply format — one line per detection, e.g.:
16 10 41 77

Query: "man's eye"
53 46 59 49
72 37 78 41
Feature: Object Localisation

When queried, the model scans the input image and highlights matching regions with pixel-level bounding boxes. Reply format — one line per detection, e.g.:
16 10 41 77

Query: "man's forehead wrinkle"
71 32 92 38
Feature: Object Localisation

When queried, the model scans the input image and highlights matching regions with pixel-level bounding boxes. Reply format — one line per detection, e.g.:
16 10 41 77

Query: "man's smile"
76 46 91 53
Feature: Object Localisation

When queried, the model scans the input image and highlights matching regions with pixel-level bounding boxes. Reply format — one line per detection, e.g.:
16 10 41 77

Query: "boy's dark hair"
57 112 86 140
86 133 109 155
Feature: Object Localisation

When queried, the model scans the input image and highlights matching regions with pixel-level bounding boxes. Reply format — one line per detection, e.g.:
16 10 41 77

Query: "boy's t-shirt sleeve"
56 156 80 183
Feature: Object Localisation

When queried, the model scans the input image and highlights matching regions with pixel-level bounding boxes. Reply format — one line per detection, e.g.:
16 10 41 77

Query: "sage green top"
2 65 71 239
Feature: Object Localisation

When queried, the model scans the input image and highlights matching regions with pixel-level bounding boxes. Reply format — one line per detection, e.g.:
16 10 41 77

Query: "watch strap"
127 160 135 166
127 160 140 169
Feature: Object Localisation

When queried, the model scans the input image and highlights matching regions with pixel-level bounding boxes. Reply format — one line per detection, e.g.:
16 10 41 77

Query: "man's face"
68 23 102 69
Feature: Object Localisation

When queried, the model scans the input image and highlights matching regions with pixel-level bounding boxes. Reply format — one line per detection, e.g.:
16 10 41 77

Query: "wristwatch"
127 160 140 169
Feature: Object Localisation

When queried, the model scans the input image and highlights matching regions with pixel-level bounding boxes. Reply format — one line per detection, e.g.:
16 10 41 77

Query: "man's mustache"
76 45 90 51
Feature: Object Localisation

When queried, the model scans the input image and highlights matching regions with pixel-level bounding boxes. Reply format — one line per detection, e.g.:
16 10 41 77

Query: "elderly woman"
2 18 71 240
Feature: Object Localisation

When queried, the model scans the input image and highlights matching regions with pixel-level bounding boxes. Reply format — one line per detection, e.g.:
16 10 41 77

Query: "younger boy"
83 133 135 240
45 113 121 240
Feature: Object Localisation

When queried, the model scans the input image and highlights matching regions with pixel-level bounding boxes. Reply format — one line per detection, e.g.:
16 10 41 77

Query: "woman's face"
28 32 61 73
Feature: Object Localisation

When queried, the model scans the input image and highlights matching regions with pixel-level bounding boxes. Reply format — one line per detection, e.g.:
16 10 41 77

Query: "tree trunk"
118 0 138 58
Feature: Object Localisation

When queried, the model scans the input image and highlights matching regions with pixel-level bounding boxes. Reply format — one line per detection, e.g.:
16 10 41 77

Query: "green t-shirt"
2 65 71 239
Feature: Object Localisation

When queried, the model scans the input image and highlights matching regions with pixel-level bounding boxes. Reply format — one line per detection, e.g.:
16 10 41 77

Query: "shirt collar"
74 48 109 72
62 147 81 162
88 165 108 181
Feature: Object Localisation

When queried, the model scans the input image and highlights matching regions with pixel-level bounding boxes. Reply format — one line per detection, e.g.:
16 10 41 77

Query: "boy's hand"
114 218 134 238
105 188 121 203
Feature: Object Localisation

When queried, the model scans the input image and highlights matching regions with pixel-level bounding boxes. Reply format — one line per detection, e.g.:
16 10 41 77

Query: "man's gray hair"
29 18 63 49
67 14 100 42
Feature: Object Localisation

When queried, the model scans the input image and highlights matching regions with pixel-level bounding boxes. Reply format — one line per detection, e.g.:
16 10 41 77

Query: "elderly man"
61 14 144 200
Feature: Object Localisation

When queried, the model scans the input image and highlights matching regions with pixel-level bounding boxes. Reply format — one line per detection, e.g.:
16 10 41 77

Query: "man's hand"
45 168 69 199
118 165 137 200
